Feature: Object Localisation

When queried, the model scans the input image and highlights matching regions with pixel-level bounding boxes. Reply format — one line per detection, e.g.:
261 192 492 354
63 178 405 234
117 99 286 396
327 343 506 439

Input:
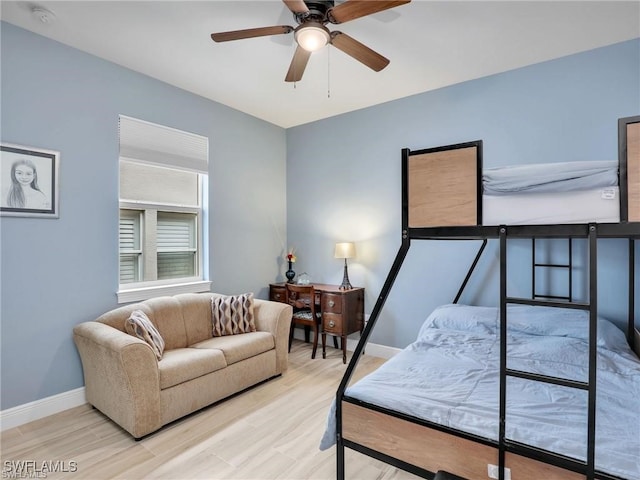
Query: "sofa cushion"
176 293 215 345
158 347 227 390
142 297 189 350
211 293 256 336
124 310 165 360
191 331 274 365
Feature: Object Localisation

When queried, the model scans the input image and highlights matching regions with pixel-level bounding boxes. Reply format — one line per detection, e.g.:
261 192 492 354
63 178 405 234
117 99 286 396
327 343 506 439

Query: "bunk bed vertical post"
531 238 535 299
568 239 573 302
618 116 629 222
618 114 640 223
498 226 507 480
629 238 636 346
586 224 598 479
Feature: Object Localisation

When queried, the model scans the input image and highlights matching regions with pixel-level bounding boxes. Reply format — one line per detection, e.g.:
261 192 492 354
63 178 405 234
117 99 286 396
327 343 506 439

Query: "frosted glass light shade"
295 24 330 52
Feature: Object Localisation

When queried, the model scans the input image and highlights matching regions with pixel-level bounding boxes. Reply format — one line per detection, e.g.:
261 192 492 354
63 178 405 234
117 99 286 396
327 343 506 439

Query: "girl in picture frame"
6 158 50 209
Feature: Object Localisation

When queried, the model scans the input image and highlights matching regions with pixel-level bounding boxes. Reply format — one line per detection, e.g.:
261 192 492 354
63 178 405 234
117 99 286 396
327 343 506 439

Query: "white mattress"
320 304 640 479
482 187 620 225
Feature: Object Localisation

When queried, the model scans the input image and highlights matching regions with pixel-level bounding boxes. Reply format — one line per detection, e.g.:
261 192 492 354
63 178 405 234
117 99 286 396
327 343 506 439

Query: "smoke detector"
31 6 56 24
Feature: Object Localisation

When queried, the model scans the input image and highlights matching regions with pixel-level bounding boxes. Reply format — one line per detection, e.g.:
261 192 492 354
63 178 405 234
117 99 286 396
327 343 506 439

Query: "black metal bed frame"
335 121 640 480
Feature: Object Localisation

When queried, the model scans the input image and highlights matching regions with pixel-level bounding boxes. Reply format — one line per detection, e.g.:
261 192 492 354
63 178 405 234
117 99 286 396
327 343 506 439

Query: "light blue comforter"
320 304 640 480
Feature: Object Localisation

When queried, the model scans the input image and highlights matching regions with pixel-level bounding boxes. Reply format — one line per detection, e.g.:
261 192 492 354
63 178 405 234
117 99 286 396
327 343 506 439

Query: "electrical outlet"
488 464 511 480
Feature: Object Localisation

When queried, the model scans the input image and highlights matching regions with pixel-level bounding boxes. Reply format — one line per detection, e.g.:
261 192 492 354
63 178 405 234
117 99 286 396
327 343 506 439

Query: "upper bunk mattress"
482 160 620 225
483 187 620 225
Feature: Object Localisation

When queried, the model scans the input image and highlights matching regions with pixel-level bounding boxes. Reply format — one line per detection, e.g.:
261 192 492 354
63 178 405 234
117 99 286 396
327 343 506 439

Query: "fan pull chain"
327 45 331 98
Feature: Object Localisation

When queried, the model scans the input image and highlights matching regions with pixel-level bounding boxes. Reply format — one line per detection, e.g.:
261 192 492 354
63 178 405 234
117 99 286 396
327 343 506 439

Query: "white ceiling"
2 1 639 128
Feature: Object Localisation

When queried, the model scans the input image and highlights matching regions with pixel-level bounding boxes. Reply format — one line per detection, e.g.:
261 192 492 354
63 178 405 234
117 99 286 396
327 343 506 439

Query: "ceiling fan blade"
330 31 389 72
328 0 411 24
285 46 312 82
211 26 293 43
282 0 309 14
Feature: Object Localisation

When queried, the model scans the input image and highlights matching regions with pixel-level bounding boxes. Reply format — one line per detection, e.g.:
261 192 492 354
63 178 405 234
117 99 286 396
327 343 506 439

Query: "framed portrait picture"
0 143 60 218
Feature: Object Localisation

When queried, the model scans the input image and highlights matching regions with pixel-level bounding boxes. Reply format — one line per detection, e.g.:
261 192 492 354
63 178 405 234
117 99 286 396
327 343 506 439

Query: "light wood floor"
1 341 422 480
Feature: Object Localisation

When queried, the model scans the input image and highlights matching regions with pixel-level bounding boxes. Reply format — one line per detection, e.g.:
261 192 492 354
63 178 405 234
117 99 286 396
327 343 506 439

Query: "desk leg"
323 335 345 362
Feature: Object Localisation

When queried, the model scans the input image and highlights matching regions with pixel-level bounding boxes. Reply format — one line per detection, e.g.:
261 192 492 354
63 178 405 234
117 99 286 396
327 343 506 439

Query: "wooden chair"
286 283 323 359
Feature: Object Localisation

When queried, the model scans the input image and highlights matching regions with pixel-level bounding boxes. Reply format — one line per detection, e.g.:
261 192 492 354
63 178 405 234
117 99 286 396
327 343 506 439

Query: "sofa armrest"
253 299 292 374
73 321 162 438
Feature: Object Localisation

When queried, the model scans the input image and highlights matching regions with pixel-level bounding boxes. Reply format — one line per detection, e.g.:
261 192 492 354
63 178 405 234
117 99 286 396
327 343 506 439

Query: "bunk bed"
323 115 640 480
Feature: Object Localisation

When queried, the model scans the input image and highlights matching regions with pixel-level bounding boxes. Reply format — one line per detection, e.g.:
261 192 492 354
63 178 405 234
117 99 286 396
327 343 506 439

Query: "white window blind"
120 160 199 206
157 212 196 279
119 212 141 284
119 115 208 174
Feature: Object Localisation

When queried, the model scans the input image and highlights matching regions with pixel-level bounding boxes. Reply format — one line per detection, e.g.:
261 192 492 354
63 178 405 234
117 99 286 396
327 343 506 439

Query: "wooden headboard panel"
619 115 640 222
403 141 482 228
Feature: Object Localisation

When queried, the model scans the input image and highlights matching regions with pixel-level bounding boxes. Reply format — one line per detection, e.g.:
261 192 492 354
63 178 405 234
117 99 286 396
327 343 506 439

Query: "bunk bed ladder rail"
498 225 598 480
532 237 573 302
628 238 637 349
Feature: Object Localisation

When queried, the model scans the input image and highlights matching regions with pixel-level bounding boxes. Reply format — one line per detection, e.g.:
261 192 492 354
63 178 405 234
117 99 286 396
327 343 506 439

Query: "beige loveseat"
73 293 292 438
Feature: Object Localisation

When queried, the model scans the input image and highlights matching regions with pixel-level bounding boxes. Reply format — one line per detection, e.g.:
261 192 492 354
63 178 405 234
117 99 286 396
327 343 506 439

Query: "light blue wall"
0 23 287 410
286 38 640 348
2 21 639 411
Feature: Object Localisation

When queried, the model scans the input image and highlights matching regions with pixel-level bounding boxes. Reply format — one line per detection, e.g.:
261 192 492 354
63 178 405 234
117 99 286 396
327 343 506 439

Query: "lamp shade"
334 242 356 259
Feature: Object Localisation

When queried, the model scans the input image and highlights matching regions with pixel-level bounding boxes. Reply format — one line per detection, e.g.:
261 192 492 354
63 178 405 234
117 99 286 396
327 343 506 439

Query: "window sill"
117 280 212 304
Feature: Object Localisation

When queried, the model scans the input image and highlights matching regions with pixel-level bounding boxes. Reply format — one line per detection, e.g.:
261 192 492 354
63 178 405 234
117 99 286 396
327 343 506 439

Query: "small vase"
285 261 296 283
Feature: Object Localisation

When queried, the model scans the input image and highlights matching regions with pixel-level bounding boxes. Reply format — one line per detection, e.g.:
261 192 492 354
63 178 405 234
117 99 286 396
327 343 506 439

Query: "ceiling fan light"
295 24 330 52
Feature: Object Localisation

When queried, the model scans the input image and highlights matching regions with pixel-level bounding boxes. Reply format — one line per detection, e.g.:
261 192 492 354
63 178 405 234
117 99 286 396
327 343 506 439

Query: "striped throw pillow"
124 310 165 360
211 293 256 336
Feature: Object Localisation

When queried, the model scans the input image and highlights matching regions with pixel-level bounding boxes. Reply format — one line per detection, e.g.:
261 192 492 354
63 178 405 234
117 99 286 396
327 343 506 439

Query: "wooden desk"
269 283 364 364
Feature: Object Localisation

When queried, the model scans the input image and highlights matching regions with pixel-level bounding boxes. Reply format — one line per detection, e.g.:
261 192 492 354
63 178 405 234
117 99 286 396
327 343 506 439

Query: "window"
117 116 210 303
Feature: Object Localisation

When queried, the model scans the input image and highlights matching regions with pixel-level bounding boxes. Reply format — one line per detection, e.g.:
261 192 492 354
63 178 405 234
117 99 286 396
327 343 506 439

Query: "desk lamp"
334 242 355 290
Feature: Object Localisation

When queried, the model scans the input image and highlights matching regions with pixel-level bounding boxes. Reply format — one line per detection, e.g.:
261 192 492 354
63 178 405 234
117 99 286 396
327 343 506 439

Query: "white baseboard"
347 338 401 359
292 329 400 360
0 387 86 432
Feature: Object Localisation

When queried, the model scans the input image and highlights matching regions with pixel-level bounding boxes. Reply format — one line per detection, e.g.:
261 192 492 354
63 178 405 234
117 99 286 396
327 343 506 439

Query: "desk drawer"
322 294 342 314
270 286 287 303
323 313 343 334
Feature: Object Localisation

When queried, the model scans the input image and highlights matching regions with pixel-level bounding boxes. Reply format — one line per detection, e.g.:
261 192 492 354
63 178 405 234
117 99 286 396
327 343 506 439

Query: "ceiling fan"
211 0 411 82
